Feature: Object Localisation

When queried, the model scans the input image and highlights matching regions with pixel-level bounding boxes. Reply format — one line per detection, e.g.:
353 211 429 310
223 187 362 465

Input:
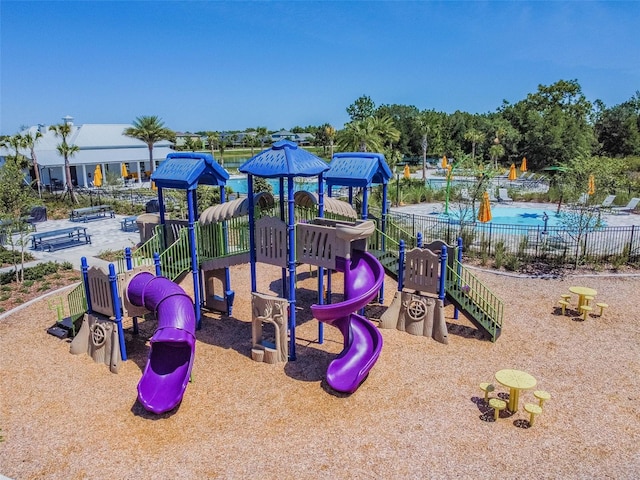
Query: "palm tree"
49 123 80 203
1 133 25 167
336 118 383 152
413 112 439 180
124 116 174 177
256 127 269 150
22 130 43 197
371 115 400 151
205 131 220 159
464 128 486 162
325 125 336 158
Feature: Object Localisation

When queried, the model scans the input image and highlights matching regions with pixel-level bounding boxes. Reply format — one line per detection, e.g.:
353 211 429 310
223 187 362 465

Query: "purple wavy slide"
311 250 384 393
127 272 196 414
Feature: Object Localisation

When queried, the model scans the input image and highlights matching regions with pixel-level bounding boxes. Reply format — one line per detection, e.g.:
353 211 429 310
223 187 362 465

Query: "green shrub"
494 241 506 269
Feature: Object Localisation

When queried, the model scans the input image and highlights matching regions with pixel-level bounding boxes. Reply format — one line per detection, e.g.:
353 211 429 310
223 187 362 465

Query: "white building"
1 116 175 189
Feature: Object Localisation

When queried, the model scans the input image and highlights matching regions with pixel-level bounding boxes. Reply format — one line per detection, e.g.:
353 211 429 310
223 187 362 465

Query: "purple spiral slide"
127 272 196 414
311 250 384 393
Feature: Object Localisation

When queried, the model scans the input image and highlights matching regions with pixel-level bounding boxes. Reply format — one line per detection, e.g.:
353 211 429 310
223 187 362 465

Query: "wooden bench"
69 205 114 223
31 227 91 252
120 216 138 232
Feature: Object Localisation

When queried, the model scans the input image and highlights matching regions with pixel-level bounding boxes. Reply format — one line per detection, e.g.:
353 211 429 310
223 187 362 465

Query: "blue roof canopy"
324 152 392 188
151 152 229 190
239 140 329 178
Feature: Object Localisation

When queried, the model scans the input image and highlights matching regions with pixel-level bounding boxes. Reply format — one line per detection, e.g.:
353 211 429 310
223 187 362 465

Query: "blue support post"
109 264 127 362
247 175 257 293
317 173 324 344
438 247 447 301
280 177 287 299
153 252 161 276
398 240 405 291
187 190 202 329
221 185 234 316
287 176 297 360
125 247 132 270
81 257 92 314
362 187 369 220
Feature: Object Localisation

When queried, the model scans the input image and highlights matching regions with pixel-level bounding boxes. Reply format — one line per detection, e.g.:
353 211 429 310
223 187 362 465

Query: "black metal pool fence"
372 208 640 268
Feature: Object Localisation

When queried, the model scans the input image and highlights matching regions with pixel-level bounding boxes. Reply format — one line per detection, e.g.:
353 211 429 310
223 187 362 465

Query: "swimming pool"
226 176 317 195
439 205 606 228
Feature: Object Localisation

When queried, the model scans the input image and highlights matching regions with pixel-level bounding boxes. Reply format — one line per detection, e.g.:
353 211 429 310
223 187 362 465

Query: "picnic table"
69 205 115 223
495 369 537 412
569 286 597 309
120 216 138 232
30 226 91 252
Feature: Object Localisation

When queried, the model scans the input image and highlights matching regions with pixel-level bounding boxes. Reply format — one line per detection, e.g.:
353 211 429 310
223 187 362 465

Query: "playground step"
369 249 399 278
446 284 502 342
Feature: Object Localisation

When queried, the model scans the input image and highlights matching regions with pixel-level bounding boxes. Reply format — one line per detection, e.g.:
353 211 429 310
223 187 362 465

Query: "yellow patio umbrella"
478 191 492 223
446 164 453 180
508 163 517 181
121 163 129 178
521 156 527 172
93 165 102 187
441 155 448 168
588 174 596 195
403 164 411 179
151 180 157 191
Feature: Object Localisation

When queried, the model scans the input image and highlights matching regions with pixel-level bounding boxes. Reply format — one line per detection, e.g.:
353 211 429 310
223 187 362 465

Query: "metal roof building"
0 118 175 189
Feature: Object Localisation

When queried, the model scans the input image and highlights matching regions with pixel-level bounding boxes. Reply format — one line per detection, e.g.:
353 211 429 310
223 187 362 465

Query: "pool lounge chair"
577 193 589 205
498 188 513 202
487 188 499 202
597 194 616 210
611 197 640 215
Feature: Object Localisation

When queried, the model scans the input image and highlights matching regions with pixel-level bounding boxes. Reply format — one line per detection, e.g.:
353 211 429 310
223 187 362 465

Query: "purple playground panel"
127 272 196 414
311 251 384 393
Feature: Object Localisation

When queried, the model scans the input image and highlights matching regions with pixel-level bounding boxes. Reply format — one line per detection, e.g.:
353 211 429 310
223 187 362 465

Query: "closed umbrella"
521 157 527 172
441 155 448 168
588 174 595 195
478 191 492 223
93 165 102 187
508 163 517 181
403 164 411 179
121 163 129 178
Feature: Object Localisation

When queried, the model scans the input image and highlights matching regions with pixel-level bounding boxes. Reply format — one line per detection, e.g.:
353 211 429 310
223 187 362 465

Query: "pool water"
441 205 606 227
226 177 317 195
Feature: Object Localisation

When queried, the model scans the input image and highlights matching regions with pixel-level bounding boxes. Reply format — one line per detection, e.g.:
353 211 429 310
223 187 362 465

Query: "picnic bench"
31 227 91 252
120 216 138 232
69 205 115 223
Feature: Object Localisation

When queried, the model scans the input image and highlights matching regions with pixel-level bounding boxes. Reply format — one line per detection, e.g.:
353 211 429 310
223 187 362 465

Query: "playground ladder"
444 261 503 342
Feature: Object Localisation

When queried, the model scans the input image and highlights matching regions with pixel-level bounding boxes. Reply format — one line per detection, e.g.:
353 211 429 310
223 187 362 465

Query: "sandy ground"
1 262 639 479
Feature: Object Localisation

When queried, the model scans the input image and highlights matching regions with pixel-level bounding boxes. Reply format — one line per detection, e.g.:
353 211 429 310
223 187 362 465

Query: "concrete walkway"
1 214 141 273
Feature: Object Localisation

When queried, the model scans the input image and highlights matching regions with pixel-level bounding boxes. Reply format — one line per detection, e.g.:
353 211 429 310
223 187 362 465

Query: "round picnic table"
495 369 537 413
569 286 597 309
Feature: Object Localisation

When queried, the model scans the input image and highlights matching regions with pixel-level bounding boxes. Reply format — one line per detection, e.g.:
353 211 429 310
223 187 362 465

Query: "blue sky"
1 1 639 135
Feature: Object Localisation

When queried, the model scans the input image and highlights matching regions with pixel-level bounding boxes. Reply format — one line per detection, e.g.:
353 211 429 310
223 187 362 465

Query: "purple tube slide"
127 272 196 414
311 251 384 393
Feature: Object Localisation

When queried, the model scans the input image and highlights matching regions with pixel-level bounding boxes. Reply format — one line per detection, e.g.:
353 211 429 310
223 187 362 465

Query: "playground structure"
60 143 504 413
